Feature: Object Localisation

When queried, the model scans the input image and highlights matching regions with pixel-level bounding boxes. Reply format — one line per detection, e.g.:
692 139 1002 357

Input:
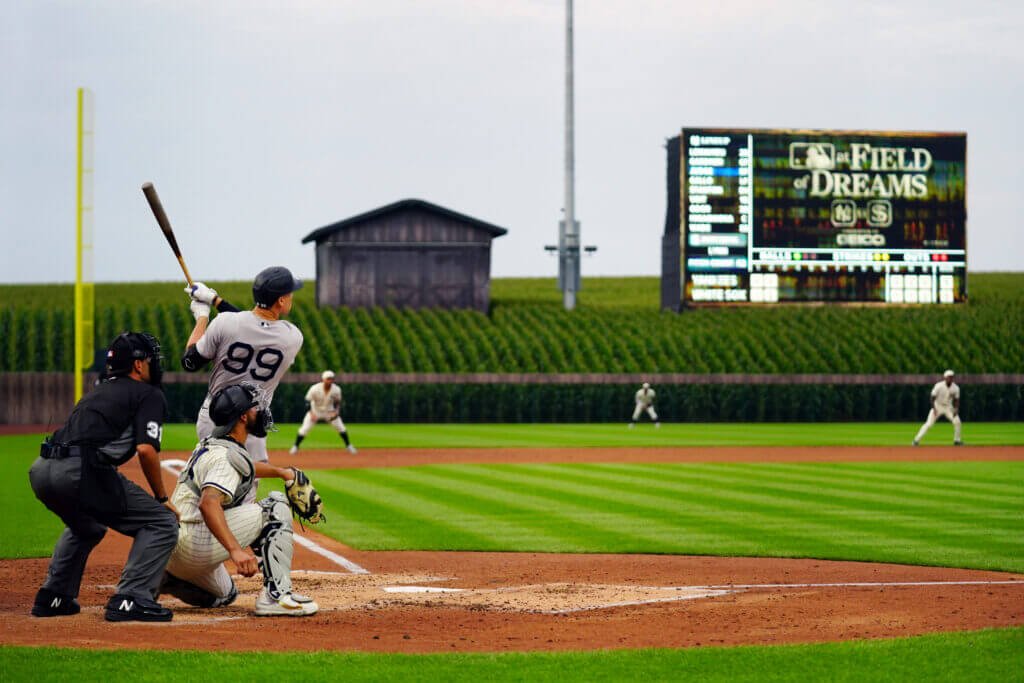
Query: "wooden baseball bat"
141 182 194 286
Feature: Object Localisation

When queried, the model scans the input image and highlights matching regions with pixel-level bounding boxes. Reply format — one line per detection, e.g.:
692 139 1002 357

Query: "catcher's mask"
104 331 164 387
209 382 275 438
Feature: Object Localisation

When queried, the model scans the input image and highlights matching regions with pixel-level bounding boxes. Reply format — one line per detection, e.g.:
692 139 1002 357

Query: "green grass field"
9 421 1021 453
2 627 1022 682
3 424 1021 680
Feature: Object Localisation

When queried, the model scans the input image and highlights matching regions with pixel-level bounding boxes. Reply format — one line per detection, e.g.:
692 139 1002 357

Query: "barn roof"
301 198 508 244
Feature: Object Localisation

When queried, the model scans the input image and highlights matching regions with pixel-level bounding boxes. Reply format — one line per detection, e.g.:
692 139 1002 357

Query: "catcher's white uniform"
164 437 315 615
194 311 303 464
913 378 963 445
631 385 659 425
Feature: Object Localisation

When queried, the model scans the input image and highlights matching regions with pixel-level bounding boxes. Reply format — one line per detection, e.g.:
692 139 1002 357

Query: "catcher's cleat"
255 589 319 617
289 445 298 455
347 444 358 455
104 594 173 622
31 588 80 617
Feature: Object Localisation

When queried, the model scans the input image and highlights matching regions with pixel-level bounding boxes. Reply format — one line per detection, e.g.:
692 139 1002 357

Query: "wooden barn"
301 199 507 312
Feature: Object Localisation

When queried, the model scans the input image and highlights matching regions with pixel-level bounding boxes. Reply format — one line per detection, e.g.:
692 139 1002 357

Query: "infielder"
630 382 660 428
289 370 357 455
181 266 304 471
913 369 964 446
161 383 319 616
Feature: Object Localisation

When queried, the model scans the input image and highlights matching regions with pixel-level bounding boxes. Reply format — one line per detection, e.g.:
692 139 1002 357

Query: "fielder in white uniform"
630 382 660 428
290 370 357 455
181 267 305 467
913 370 964 446
161 383 318 616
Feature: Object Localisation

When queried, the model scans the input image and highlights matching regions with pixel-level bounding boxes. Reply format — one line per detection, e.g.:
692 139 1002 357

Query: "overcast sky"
2 1 1021 284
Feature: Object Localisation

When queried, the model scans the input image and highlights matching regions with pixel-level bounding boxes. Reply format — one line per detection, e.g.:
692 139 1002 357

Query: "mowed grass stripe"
315 468 615 551
760 462 1023 504
322 466 613 551
545 463 1024 561
416 465 738 551
614 463 1024 562
311 470 501 550
823 461 1024 496
310 462 1024 571
693 463 1024 522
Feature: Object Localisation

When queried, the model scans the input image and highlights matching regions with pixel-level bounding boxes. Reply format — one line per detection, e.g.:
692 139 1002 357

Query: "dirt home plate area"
2 446 1022 653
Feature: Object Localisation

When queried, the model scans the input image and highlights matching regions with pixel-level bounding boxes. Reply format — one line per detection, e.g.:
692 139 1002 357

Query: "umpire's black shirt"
51 376 167 466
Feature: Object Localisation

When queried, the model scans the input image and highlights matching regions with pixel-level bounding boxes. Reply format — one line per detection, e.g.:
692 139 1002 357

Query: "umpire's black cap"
253 266 303 308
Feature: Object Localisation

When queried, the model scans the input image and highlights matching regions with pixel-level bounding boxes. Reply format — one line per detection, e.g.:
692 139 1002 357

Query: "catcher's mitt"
285 468 326 525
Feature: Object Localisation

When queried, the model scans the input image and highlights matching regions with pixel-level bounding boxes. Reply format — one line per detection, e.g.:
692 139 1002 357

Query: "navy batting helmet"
209 384 260 438
252 266 303 308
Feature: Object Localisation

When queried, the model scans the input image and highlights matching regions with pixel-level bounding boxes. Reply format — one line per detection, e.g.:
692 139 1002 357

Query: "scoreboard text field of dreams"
674 129 967 305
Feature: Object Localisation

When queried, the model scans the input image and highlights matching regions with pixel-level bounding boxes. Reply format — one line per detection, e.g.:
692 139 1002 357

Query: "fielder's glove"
186 281 219 305
285 467 326 525
189 299 211 321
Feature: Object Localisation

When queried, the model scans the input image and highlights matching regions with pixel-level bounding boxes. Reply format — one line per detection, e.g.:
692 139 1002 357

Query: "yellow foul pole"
75 88 95 402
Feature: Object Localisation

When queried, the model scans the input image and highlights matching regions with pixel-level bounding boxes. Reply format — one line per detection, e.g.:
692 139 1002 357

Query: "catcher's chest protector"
180 437 256 508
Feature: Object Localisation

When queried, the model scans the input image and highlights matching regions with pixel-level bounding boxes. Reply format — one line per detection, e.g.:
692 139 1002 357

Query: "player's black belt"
39 443 89 459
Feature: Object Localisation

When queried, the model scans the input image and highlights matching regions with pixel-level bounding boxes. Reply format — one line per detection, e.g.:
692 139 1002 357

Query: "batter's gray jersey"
196 311 303 406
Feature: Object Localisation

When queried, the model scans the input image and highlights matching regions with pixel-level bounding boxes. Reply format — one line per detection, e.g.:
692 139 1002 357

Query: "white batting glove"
185 281 218 305
190 299 211 321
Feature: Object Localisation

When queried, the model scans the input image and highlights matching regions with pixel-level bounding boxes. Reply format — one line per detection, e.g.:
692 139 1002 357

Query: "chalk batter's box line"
161 459 370 575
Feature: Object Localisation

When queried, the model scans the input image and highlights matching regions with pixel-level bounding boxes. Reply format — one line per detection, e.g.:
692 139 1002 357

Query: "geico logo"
837 233 886 246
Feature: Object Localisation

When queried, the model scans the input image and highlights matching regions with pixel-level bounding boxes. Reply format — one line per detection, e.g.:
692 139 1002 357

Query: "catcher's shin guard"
254 491 294 599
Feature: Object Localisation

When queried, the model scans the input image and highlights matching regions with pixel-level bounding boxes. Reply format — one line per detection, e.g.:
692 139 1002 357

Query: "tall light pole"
560 0 579 310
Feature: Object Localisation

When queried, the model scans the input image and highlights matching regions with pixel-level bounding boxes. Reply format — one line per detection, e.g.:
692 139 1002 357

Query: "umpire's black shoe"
104 594 173 622
31 588 80 617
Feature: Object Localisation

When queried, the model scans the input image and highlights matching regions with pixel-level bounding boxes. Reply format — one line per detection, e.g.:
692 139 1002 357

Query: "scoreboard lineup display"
678 128 967 305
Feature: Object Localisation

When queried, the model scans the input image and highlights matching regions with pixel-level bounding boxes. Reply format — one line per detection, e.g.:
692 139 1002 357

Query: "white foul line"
160 459 369 575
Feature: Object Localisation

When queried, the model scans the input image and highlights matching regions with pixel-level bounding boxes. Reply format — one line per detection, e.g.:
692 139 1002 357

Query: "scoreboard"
672 128 967 305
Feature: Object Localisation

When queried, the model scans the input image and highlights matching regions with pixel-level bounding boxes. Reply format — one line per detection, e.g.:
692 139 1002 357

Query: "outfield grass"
5 430 1022 571
1 627 1022 682
10 421 1020 452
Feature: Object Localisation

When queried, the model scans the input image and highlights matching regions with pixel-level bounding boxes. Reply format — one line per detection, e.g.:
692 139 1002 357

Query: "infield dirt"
2 446 1021 653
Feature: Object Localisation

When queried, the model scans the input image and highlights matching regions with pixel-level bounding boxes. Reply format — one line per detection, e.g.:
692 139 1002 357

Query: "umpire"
28 332 179 622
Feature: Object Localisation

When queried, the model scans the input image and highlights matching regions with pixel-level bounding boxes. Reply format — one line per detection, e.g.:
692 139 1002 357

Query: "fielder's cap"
209 384 260 438
322 370 335 380
944 369 955 378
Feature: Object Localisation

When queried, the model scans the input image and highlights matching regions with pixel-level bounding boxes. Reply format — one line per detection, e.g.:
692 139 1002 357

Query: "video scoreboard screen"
675 128 967 305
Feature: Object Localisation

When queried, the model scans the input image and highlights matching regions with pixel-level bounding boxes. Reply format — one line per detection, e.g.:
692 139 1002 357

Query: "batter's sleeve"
195 313 227 360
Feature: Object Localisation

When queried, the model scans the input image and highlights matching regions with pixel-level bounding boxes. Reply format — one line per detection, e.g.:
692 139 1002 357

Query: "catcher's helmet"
209 383 261 438
252 266 303 308
104 332 163 386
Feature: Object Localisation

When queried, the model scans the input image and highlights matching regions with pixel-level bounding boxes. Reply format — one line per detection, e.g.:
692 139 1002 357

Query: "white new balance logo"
50 597 62 608
119 599 134 611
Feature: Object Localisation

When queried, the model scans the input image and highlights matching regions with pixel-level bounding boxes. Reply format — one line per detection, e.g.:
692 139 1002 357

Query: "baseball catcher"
161 382 320 616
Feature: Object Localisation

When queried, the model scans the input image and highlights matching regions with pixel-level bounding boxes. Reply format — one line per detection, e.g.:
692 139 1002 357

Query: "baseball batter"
181 267 304 466
913 369 964 446
630 382 660 428
289 370 357 455
162 383 318 616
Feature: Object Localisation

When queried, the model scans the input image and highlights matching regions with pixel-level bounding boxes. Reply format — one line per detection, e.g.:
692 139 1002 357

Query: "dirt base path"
2 446 1022 653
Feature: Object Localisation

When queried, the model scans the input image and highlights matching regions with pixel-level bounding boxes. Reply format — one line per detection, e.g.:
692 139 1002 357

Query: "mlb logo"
790 142 835 170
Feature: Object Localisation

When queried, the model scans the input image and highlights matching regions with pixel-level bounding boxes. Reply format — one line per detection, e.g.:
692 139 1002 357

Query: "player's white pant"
914 407 962 443
632 403 658 422
165 493 294 601
297 411 347 437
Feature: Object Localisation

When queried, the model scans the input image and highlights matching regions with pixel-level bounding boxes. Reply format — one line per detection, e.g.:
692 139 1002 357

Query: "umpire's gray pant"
28 456 179 601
